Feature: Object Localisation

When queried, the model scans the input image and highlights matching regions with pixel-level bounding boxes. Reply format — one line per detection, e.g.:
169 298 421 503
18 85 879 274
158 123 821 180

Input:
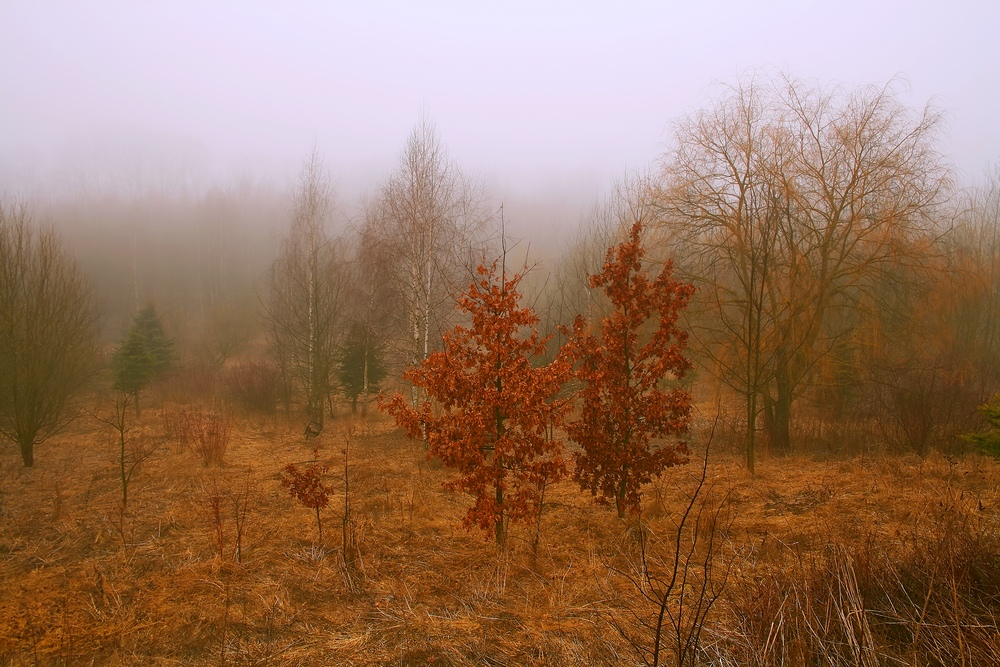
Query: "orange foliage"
281 448 334 542
382 261 572 543
568 221 696 518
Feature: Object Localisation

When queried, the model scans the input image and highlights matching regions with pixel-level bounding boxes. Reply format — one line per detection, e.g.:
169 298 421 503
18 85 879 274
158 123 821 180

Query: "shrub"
163 407 230 466
224 361 279 414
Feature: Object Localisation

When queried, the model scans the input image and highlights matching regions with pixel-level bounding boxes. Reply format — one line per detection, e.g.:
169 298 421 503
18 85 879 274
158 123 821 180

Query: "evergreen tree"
112 303 176 415
337 321 387 414
965 397 1000 458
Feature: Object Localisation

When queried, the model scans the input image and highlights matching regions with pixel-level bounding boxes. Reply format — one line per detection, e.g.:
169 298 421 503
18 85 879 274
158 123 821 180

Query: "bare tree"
0 201 100 467
91 391 164 537
264 150 347 433
657 73 949 468
538 177 650 368
654 80 789 474
951 166 1000 400
359 114 488 399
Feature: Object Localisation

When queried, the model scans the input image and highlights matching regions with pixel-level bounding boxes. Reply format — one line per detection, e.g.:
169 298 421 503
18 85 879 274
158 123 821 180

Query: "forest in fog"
5 73 1000 467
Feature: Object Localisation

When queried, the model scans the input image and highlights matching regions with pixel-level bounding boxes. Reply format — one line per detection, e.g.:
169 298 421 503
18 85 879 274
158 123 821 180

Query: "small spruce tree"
965 397 1000 458
112 304 176 415
337 321 387 414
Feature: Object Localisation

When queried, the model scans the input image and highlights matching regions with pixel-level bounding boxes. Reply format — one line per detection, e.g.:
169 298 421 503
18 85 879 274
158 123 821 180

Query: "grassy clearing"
1 406 998 666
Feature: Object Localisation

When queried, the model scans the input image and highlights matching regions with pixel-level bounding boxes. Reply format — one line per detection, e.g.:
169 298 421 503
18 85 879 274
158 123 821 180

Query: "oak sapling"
281 448 334 544
383 256 572 545
568 221 695 518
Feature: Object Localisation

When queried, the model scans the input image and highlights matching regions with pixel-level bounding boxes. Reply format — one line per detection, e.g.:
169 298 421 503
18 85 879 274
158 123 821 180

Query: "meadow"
2 400 998 666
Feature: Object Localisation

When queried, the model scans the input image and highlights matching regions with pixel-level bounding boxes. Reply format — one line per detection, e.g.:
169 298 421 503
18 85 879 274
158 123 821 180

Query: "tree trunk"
19 440 34 467
746 389 758 476
495 483 505 546
764 374 792 455
616 474 627 520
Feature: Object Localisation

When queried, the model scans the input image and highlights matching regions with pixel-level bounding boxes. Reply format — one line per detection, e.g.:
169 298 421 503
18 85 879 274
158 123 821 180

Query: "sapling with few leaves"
91 391 164 549
281 448 334 544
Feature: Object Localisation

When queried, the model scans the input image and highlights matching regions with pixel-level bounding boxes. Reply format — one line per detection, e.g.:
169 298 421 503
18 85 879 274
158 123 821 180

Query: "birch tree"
360 115 487 398
265 150 347 433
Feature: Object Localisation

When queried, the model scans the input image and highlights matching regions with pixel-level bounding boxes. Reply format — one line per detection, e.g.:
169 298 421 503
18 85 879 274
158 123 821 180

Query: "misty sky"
2 1 998 203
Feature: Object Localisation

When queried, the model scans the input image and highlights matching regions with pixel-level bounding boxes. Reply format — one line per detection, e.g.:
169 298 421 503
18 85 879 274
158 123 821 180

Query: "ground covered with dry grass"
2 405 999 666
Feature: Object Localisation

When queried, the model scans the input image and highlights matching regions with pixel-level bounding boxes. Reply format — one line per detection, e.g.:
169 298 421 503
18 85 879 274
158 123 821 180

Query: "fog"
6 9 1000 649
4 1 998 196
2 1 998 336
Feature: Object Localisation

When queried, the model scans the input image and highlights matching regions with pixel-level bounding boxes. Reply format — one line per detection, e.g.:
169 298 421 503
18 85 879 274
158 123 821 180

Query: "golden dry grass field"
2 404 999 666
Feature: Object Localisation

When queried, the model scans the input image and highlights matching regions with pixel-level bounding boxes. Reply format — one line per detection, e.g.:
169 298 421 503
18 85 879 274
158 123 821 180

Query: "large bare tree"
657 74 949 470
0 201 100 466
265 150 347 432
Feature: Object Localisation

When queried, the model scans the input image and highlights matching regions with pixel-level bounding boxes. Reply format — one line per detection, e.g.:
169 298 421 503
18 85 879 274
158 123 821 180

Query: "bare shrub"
161 406 194 451
865 363 983 455
205 475 226 560
155 363 218 405
203 468 257 563
224 361 279 414
170 408 232 466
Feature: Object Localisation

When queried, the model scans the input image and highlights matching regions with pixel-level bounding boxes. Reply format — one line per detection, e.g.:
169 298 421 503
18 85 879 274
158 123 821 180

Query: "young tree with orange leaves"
383 259 572 545
569 221 695 519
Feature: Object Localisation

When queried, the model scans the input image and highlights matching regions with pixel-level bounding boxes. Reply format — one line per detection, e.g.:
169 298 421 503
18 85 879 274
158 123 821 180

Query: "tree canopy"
0 202 99 466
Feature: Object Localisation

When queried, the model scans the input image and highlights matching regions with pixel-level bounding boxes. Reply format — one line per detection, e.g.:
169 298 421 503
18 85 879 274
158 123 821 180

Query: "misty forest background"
8 73 1000 465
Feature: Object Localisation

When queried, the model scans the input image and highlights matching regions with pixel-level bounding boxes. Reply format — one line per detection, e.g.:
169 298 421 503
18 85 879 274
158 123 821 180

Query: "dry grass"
1 406 999 665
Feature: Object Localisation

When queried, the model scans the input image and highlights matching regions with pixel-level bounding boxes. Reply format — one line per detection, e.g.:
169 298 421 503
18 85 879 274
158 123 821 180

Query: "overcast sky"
2 0 998 203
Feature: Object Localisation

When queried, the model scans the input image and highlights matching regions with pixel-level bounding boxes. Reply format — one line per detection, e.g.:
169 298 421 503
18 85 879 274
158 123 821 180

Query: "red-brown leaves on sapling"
281 448 334 543
382 260 572 545
567 220 696 518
